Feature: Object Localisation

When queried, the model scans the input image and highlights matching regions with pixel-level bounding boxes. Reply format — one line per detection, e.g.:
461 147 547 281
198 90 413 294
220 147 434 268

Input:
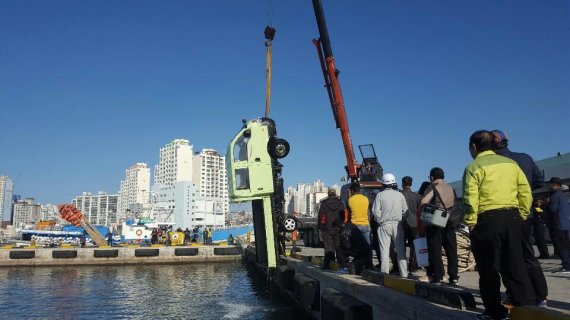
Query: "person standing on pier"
463 130 535 320
151 228 158 245
372 173 409 278
530 199 550 259
318 188 347 270
347 183 371 245
192 227 199 243
184 228 191 245
547 177 570 273
339 219 373 275
400 176 421 273
420 167 458 284
492 130 548 306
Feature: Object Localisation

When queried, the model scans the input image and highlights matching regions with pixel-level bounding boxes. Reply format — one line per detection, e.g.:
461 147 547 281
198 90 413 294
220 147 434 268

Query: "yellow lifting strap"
264 26 276 118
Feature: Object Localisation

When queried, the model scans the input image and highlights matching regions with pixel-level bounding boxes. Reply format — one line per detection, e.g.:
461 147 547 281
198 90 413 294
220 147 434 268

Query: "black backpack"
340 224 353 251
447 191 466 228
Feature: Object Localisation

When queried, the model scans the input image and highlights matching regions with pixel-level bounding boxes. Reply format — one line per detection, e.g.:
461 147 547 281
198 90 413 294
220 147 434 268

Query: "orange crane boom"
311 0 360 182
58 204 108 246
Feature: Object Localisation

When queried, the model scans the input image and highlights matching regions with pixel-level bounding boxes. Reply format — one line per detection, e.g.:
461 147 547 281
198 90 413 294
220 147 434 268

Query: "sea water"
0 262 306 319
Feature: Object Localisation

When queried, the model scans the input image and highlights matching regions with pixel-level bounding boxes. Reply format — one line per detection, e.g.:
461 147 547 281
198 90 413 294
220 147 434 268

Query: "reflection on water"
0 262 306 319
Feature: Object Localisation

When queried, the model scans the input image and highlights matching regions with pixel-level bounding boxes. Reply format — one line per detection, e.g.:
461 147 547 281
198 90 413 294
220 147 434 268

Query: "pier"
243 243 570 320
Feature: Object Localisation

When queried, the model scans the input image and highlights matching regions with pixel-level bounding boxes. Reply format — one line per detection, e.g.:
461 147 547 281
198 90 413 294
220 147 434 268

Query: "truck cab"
227 118 280 202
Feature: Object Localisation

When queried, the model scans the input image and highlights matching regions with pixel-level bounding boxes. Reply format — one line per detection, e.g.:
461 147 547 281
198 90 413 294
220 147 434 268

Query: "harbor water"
0 262 306 319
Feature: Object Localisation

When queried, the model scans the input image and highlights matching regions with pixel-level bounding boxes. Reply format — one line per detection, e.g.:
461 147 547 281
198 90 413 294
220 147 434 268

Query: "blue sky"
1 1 569 204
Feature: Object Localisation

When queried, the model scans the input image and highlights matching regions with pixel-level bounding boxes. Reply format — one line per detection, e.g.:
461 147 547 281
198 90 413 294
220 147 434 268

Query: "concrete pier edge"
0 245 241 267
284 252 570 320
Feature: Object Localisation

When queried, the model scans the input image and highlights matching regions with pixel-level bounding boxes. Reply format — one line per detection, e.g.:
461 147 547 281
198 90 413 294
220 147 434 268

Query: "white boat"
120 219 175 242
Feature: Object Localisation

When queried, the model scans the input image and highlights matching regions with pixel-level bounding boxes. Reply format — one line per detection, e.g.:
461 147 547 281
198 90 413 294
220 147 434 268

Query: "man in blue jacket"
548 177 570 273
492 130 548 306
491 130 544 190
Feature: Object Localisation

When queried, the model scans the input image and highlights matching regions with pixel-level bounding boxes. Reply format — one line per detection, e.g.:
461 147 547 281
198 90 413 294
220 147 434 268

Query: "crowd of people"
150 226 215 245
316 129 570 320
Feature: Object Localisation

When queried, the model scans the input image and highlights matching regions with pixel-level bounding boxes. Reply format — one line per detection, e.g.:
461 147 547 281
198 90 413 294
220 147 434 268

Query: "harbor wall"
281 257 474 320
0 245 241 267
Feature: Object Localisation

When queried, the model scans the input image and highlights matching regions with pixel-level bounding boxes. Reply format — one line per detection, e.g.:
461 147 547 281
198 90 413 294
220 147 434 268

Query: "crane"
311 0 383 184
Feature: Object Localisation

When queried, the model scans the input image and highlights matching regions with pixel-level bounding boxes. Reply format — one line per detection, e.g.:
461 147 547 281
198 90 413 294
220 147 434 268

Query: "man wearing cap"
491 130 544 190
548 177 570 273
491 129 548 306
463 130 535 320
318 188 347 270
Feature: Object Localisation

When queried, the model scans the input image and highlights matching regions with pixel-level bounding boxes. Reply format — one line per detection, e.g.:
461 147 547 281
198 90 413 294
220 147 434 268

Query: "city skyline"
1 1 568 205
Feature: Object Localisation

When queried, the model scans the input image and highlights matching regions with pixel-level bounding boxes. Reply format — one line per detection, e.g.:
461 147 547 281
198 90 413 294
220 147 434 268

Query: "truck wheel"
269 138 290 159
282 216 297 232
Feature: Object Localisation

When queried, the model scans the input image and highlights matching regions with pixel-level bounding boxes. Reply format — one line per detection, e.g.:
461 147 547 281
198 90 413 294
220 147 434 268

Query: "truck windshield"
234 131 250 162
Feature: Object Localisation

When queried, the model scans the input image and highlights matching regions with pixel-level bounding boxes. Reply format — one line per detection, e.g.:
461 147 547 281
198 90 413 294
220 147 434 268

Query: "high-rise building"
118 163 151 221
0 176 14 227
152 181 224 229
154 139 193 188
284 186 295 214
192 149 229 215
284 180 331 216
39 204 60 222
12 198 41 228
72 192 119 227
306 192 328 216
151 140 226 229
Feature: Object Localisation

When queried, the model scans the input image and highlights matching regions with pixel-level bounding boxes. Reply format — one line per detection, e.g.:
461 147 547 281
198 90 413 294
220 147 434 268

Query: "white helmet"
381 173 397 185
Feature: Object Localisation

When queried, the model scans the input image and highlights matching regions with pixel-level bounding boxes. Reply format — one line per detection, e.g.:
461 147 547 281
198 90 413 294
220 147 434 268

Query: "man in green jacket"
463 130 535 320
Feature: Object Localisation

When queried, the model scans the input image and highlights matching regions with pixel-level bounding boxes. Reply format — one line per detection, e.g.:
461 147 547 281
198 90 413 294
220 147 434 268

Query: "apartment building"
0 176 14 227
118 163 150 220
192 149 229 215
72 192 119 227
12 198 41 228
154 139 193 188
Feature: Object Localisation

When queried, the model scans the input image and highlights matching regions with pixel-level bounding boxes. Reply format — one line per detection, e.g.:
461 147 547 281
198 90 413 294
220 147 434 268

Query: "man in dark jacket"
492 130 544 190
318 188 347 270
531 198 550 259
401 176 421 272
340 221 373 275
184 228 191 245
548 177 570 273
492 130 548 305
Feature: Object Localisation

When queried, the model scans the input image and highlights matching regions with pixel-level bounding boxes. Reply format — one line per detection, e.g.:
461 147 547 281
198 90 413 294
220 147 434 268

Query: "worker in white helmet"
372 173 409 278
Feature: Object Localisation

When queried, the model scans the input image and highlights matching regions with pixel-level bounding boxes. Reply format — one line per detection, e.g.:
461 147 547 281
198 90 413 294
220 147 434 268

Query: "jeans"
357 225 371 246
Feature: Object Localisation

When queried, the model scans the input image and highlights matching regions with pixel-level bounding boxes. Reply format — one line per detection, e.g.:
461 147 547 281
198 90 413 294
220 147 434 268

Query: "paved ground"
290 243 570 313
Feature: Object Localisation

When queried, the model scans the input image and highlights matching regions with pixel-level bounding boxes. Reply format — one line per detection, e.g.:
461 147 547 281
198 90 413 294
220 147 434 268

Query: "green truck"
226 117 294 269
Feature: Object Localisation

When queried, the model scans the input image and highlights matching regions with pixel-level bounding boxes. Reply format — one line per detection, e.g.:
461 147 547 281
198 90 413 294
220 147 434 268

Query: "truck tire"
268 138 290 159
